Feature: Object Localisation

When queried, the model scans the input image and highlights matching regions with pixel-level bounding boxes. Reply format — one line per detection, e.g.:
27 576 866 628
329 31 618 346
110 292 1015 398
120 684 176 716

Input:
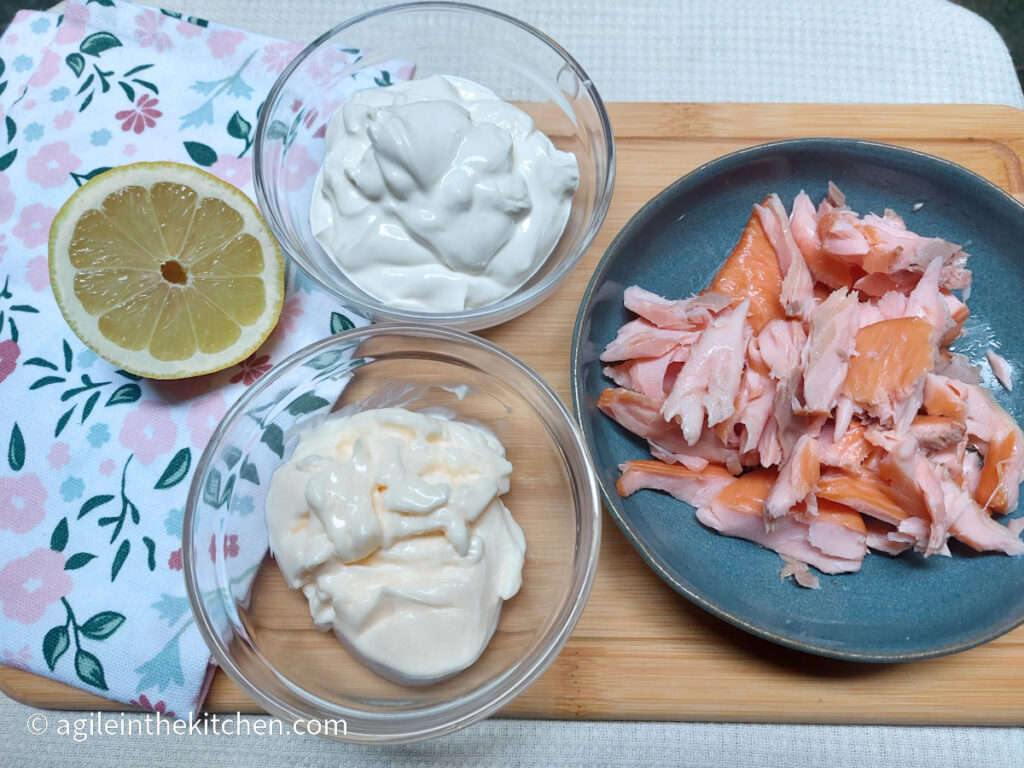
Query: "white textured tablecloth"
4 0 1024 765
139 0 1024 107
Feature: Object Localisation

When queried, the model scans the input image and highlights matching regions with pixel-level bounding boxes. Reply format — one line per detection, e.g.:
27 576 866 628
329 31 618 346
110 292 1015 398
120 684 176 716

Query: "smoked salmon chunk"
616 460 736 508
697 471 866 574
843 317 935 407
709 206 784 333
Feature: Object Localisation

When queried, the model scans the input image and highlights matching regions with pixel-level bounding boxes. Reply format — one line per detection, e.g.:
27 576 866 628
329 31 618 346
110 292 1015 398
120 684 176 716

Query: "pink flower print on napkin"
115 94 163 134
283 144 318 191
0 174 14 225
209 534 239 562
261 41 303 75
168 548 182 571
12 204 55 248
119 400 178 466
26 141 81 189
134 10 173 53
207 29 245 60
0 339 19 383
27 48 59 89
176 19 203 39
0 548 73 624
308 48 355 88
186 392 227 449
277 297 304 335
25 255 50 291
98 458 116 476
229 353 271 386
53 110 74 130
209 155 251 189
2 645 32 670
0 473 47 533
131 694 175 719
54 4 89 45
47 442 71 470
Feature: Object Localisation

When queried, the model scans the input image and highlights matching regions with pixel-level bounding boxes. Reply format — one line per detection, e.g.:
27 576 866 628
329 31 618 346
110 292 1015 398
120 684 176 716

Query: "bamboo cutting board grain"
5 103 1024 724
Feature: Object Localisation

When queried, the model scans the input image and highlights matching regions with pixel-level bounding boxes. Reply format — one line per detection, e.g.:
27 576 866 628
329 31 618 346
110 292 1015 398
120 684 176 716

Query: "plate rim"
570 136 1024 662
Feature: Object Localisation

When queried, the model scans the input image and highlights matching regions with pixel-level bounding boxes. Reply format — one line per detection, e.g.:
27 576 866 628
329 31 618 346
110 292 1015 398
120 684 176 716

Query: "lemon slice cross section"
49 162 284 379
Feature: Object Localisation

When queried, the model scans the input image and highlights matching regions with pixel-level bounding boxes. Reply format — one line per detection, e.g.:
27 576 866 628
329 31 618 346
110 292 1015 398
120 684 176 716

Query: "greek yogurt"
310 74 580 312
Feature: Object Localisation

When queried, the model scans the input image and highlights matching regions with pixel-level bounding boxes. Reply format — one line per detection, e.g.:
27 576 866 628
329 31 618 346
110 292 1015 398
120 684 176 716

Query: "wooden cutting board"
5 103 1024 725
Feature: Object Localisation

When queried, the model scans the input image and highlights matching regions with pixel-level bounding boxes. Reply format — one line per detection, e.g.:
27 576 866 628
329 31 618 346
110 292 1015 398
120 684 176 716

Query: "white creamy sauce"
265 407 526 681
310 74 580 312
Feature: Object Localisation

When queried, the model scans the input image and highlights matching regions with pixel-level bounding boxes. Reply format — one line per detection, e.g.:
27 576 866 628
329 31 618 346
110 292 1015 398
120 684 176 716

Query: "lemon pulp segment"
50 163 283 379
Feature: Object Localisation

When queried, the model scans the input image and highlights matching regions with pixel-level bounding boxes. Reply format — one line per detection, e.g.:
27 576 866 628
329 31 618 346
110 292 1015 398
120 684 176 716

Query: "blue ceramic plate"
571 139 1024 661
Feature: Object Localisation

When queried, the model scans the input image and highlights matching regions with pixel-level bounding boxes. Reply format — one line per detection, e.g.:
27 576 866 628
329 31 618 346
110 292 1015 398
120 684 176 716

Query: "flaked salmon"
764 434 820 523
661 299 751 445
617 460 736 508
802 287 860 415
710 207 784 332
756 194 814 318
696 470 865 574
987 349 1013 392
599 183 1024 586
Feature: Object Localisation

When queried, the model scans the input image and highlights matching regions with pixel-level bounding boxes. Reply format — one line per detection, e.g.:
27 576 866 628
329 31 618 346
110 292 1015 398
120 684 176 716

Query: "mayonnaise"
265 407 526 681
310 74 580 312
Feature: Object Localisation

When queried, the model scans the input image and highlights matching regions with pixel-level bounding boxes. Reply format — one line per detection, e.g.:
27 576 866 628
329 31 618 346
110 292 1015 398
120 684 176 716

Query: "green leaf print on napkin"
80 611 126 640
42 625 70 672
78 494 114 519
0 274 41 343
25 343 144 437
227 110 250 139
74 649 107 690
50 518 69 552
62 32 157 113
72 455 156 579
226 110 253 157
79 31 122 57
7 422 24 470
286 391 330 416
260 423 284 458
330 311 354 334
70 166 113 187
154 448 191 489
43 597 125 690
110 539 130 581
64 552 97 570
183 140 217 166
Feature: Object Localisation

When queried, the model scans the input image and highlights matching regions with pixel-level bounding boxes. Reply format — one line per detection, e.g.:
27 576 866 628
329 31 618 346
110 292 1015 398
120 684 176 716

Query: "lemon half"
49 162 284 379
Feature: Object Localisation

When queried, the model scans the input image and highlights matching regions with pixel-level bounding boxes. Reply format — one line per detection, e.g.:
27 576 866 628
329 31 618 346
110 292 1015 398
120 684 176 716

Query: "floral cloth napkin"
0 0 405 718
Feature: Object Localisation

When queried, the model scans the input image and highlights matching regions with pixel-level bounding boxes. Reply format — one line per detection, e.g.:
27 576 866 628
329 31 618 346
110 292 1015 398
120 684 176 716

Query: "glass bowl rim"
251 0 617 329
182 322 603 743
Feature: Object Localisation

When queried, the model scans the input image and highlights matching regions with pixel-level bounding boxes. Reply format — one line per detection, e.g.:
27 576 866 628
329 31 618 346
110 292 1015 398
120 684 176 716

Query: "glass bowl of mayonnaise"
183 324 601 743
253 2 615 330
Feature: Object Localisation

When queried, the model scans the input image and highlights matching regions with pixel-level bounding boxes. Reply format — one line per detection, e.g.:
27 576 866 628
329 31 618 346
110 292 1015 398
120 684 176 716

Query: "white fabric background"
3 0 1023 765
136 0 1024 107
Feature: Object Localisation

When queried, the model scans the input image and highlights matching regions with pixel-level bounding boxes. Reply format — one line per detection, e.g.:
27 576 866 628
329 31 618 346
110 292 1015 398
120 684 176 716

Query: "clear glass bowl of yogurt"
183 324 602 743
253 2 615 330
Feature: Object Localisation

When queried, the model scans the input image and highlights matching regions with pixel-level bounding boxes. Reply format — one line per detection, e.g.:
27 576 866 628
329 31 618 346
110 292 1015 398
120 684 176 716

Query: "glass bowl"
252 2 615 331
183 324 601 743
